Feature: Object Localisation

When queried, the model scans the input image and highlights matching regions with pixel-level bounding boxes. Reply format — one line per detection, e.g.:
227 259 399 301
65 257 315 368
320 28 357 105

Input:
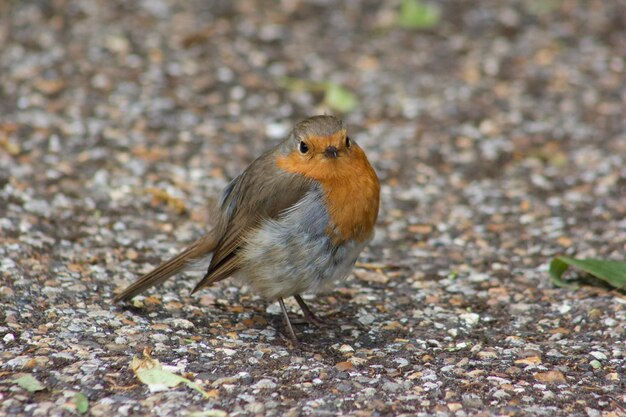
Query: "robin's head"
276 115 379 242
277 115 371 181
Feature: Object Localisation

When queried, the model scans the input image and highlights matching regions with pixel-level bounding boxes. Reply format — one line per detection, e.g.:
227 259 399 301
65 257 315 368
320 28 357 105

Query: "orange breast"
276 146 380 244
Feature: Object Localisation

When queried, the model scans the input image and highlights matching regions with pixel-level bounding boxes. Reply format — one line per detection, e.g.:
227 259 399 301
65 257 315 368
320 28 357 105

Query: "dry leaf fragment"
335 361 353 371
534 370 566 384
353 269 389 284
146 188 186 214
515 356 542 366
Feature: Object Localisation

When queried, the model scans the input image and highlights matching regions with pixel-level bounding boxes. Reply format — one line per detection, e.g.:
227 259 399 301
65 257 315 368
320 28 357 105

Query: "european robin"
115 115 380 342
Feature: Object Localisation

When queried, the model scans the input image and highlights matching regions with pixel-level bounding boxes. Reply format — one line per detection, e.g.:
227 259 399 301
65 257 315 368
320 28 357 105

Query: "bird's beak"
324 146 339 159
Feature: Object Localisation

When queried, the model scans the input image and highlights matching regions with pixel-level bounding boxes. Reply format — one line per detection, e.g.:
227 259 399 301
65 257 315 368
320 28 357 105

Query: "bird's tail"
114 232 218 302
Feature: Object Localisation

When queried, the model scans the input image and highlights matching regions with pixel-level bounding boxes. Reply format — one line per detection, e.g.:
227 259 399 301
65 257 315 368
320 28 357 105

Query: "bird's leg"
294 294 327 327
278 297 299 342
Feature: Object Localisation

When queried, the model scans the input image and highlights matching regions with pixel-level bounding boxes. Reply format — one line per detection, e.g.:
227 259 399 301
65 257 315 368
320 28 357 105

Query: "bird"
114 115 380 342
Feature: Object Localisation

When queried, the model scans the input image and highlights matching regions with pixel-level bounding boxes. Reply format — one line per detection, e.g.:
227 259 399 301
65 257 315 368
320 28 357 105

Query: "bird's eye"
299 141 309 154
345 136 351 148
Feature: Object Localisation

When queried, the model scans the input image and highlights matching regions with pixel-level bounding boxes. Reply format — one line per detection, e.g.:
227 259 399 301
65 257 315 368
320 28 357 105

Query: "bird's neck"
275 147 380 244
320 157 380 245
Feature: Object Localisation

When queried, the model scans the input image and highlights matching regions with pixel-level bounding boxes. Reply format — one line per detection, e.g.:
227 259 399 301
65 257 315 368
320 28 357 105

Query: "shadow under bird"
114 115 380 342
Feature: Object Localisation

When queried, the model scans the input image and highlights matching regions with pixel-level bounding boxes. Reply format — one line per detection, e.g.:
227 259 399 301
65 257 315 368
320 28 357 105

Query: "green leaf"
324 84 358 113
13 374 45 392
278 77 324 93
526 0 560 15
75 392 89 414
278 78 358 113
137 367 209 398
549 257 577 289
549 257 626 290
397 0 441 30
131 355 210 398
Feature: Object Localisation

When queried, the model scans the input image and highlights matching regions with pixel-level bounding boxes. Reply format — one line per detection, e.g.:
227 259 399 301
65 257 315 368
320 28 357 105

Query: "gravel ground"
1 1 625 416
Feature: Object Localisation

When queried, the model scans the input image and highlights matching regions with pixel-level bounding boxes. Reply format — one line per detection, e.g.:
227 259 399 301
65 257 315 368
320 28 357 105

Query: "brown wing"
114 231 219 301
191 149 312 293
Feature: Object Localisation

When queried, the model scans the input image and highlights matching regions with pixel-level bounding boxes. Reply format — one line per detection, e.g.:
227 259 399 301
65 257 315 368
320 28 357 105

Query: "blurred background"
1 1 626 415
1 0 624 271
